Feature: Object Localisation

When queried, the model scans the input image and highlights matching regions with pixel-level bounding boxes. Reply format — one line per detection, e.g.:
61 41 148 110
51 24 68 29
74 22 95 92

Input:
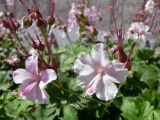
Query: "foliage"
0 37 160 119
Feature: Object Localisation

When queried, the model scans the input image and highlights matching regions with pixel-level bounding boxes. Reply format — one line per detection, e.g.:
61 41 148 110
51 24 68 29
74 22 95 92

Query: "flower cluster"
68 2 101 28
128 22 150 43
127 0 160 48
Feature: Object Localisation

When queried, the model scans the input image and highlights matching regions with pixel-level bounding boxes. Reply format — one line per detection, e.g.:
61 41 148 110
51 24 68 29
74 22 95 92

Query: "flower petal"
20 80 49 104
35 87 49 104
20 80 37 102
25 55 38 76
105 60 128 83
77 71 96 89
12 69 33 84
73 52 94 76
96 76 118 100
84 73 101 96
111 60 124 69
20 81 37 95
39 69 57 89
91 43 109 67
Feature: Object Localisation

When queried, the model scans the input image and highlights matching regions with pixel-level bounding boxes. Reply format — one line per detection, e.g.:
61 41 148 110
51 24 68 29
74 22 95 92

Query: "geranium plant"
0 0 160 119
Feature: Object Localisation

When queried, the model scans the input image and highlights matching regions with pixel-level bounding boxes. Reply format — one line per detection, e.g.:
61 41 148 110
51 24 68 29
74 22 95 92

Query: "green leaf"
0 71 11 90
137 49 154 61
63 105 78 120
121 97 154 120
4 99 31 118
24 104 58 120
66 78 80 92
154 110 160 120
140 66 160 88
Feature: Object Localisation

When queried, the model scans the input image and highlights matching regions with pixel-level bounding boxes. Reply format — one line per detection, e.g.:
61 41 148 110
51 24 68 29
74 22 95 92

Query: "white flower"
128 22 150 41
73 43 128 100
145 0 155 14
129 22 149 33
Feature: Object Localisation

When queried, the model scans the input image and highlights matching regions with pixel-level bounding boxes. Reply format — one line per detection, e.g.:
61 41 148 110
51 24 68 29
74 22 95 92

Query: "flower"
68 3 79 28
127 22 150 41
145 0 155 14
85 6 101 24
128 22 149 34
73 43 128 100
127 22 155 48
13 55 57 103
5 56 17 66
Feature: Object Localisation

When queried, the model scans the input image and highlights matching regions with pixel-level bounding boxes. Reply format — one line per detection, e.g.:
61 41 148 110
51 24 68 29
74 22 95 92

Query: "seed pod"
124 60 132 70
50 57 59 70
114 49 127 63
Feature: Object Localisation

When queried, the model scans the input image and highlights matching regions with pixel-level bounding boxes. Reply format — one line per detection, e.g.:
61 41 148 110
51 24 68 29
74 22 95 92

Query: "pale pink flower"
85 6 101 24
68 3 79 28
127 22 150 40
73 43 128 100
129 22 150 34
13 55 57 103
5 56 17 66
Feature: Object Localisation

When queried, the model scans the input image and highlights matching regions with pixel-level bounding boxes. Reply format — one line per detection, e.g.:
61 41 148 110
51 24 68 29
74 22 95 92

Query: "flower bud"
2 19 20 31
50 57 59 70
38 59 48 70
2 19 13 30
5 56 18 66
29 11 42 20
47 16 55 26
32 40 45 50
22 16 32 28
36 18 47 29
29 12 37 19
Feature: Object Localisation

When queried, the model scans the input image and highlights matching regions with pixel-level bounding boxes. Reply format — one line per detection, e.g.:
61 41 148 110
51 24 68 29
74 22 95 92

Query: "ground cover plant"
0 0 160 119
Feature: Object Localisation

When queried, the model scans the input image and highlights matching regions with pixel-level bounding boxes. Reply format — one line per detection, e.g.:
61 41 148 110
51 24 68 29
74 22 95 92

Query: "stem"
37 50 49 67
12 32 28 55
65 30 72 43
127 42 136 61
41 28 53 62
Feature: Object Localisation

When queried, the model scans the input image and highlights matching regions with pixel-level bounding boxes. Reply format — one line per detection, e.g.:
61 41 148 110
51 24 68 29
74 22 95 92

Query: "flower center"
97 67 104 75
